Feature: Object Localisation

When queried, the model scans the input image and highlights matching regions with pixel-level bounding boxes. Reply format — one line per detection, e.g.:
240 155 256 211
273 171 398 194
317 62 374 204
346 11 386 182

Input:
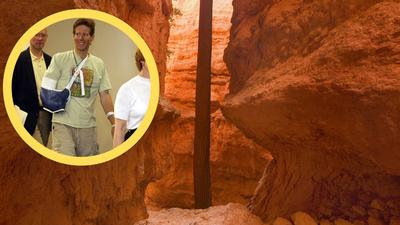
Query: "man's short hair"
73 19 95 36
135 49 145 71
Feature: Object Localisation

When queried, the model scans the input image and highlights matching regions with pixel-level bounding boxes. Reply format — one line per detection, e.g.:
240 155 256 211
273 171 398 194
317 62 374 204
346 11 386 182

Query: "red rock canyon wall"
0 0 171 224
223 0 400 223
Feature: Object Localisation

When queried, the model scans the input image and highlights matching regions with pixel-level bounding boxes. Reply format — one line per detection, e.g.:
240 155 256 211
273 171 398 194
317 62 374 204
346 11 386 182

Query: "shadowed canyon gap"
146 0 271 209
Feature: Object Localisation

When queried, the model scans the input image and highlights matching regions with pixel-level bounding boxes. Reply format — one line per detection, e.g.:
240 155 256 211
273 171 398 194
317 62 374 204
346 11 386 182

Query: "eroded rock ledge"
223 0 400 222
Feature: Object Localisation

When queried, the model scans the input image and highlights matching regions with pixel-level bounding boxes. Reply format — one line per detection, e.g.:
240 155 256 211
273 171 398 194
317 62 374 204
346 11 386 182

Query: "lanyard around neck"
66 53 88 95
73 51 87 66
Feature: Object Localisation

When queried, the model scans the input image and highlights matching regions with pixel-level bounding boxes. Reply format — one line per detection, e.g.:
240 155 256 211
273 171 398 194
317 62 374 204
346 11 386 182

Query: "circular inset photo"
3 9 159 166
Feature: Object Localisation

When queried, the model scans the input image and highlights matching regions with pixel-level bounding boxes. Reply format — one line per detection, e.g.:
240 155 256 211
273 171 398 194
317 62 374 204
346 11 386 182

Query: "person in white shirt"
113 49 150 147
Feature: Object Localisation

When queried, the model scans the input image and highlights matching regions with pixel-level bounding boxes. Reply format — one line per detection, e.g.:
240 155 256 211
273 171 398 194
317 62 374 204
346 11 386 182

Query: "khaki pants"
32 126 52 148
32 126 44 144
52 122 98 156
37 110 52 146
32 110 52 146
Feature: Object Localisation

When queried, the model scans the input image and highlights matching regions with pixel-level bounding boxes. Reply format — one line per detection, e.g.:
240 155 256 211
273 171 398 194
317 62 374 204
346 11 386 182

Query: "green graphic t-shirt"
70 67 94 98
43 50 112 128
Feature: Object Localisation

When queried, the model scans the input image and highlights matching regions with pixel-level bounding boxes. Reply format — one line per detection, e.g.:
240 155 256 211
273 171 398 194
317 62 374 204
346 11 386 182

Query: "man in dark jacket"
12 29 52 146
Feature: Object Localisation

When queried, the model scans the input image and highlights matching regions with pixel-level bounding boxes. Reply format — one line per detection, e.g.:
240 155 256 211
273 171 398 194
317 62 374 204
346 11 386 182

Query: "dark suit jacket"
12 48 52 135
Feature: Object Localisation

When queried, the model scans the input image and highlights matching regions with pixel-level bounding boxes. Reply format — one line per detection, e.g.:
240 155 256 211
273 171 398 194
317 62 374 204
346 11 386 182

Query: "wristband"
111 124 115 128
107 111 114 118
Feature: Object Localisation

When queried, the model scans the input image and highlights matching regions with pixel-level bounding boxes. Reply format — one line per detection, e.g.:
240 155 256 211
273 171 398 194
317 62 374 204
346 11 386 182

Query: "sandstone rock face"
367 217 384 225
0 147 148 225
291 211 318 225
0 0 171 224
391 217 400 225
223 0 400 223
0 0 75 69
165 0 232 114
321 219 335 225
145 0 271 209
225 0 392 94
145 109 271 208
353 221 367 225
335 218 354 225
135 203 267 225
0 101 177 225
273 217 293 225
269 208 400 225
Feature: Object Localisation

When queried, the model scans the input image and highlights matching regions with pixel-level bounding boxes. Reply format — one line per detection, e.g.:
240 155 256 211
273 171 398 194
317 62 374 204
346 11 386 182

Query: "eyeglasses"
74 33 91 38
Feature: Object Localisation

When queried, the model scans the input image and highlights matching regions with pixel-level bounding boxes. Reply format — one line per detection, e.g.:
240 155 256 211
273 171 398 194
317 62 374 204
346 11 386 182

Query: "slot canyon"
0 0 399 225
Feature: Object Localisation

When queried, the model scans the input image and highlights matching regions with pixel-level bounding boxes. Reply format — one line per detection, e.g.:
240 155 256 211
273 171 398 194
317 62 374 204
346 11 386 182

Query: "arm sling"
40 55 88 113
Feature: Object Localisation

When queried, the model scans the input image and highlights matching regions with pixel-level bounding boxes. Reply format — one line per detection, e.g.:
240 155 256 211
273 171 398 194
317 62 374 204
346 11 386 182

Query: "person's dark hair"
73 19 95 36
135 49 145 71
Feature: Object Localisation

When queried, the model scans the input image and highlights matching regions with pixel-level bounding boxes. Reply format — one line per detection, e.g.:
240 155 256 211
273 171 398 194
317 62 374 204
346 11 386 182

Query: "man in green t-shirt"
42 18 115 156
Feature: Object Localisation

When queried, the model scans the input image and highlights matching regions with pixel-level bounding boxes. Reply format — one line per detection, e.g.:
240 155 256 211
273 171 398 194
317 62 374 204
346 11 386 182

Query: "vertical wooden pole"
194 0 213 209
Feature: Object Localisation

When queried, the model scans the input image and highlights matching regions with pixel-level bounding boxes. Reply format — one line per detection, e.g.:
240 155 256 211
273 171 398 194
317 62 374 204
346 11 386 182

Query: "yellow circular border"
3 9 159 166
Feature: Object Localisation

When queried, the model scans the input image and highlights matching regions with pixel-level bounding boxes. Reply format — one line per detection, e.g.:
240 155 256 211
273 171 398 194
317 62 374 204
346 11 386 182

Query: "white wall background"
44 19 138 153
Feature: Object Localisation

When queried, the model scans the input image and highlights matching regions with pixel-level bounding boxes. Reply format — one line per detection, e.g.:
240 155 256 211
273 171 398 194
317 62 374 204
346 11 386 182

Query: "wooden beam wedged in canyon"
194 0 213 209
